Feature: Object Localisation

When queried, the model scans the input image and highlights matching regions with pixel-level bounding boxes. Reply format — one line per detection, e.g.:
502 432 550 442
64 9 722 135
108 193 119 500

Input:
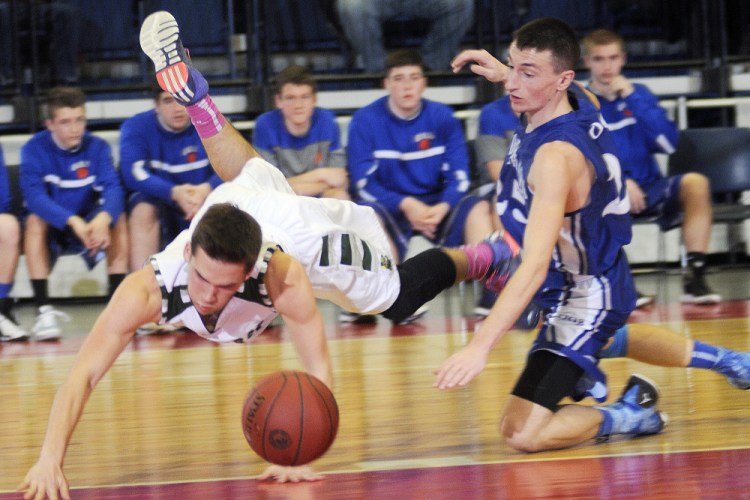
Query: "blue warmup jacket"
20 130 124 229
119 110 221 204
590 83 679 187
346 96 470 214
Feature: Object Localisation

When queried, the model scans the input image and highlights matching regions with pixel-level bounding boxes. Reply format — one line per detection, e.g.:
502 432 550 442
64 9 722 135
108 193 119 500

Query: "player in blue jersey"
0 147 28 341
253 65 349 200
20 87 128 341
475 86 655 308
120 82 222 273
583 28 720 305
434 18 671 452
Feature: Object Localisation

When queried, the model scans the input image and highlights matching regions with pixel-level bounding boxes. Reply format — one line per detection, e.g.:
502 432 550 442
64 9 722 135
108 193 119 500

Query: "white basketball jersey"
188 157 402 314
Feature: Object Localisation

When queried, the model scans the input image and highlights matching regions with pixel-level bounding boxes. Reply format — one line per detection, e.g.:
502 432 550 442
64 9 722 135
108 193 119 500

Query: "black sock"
108 273 126 298
687 252 707 279
31 279 49 309
0 297 12 317
382 249 456 323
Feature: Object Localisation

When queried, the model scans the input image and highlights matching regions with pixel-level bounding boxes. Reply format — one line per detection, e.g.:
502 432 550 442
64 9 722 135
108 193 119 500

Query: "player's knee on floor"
500 413 547 453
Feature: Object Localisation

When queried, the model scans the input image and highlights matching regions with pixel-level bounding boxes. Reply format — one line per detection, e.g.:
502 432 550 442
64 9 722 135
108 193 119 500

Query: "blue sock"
0 282 11 299
689 340 721 369
596 408 614 438
600 326 628 358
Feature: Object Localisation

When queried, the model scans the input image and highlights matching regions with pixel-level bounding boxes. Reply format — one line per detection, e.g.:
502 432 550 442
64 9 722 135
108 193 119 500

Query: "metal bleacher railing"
1 0 748 130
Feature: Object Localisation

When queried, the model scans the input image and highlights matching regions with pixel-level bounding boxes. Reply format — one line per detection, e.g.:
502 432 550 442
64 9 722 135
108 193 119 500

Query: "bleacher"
3 0 750 299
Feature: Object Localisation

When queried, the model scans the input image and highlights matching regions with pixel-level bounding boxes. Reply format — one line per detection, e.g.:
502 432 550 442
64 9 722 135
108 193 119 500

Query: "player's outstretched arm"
257 252 332 483
434 145 571 389
18 268 163 500
265 252 333 390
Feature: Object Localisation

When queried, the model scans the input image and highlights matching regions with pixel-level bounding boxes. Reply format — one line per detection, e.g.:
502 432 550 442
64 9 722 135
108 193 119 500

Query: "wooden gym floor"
2 268 750 499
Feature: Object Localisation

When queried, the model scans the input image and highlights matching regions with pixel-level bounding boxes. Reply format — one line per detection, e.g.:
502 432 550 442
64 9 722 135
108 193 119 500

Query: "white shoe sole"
655 411 669 433
0 319 29 341
140 11 181 72
680 293 722 305
635 296 655 308
34 330 61 341
0 333 29 341
140 11 196 103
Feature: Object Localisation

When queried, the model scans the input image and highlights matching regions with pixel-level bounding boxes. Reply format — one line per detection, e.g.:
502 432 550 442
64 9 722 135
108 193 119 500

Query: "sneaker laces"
35 307 70 328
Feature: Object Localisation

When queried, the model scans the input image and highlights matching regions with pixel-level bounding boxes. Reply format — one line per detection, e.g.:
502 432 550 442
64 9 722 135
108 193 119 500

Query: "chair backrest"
668 127 750 195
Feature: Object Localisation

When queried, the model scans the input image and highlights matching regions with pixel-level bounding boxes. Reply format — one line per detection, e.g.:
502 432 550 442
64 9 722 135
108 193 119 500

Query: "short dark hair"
582 29 626 55
275 65 317 95
384 49 426 77
46 86 86 119
513 17 580 73
191 203 262 272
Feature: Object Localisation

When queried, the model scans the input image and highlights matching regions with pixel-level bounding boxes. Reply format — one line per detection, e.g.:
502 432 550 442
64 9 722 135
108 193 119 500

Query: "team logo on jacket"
183 145 199 163
616 102 633 118
313 151 324 165
414 132 434 150
71 160 90 179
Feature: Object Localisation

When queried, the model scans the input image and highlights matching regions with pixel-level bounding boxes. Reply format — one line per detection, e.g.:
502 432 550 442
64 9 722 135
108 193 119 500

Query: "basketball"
241 370 339 466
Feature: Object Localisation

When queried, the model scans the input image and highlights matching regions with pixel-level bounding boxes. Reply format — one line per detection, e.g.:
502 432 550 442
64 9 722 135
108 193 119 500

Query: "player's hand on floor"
257 465 324 483
18 456 71 500
433 344 489 389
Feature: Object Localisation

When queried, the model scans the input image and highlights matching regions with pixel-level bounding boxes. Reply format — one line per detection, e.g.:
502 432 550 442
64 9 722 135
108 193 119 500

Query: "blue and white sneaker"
483 231 522 294
140 11 208 105
599 374 667 439
714 348 750 390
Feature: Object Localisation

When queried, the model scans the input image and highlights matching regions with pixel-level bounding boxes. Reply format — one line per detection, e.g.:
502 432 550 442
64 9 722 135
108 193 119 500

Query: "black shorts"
511 350 585 411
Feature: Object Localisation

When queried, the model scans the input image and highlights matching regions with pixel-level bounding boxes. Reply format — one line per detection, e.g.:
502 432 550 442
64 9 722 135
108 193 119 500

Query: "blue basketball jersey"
497 103 637 402
497 106 632 279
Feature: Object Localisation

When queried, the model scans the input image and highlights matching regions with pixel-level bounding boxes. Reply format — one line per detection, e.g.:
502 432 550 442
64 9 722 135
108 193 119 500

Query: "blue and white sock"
689 340 722 369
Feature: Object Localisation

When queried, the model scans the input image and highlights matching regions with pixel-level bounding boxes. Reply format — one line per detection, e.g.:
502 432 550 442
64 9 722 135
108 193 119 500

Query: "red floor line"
3 447 748 499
